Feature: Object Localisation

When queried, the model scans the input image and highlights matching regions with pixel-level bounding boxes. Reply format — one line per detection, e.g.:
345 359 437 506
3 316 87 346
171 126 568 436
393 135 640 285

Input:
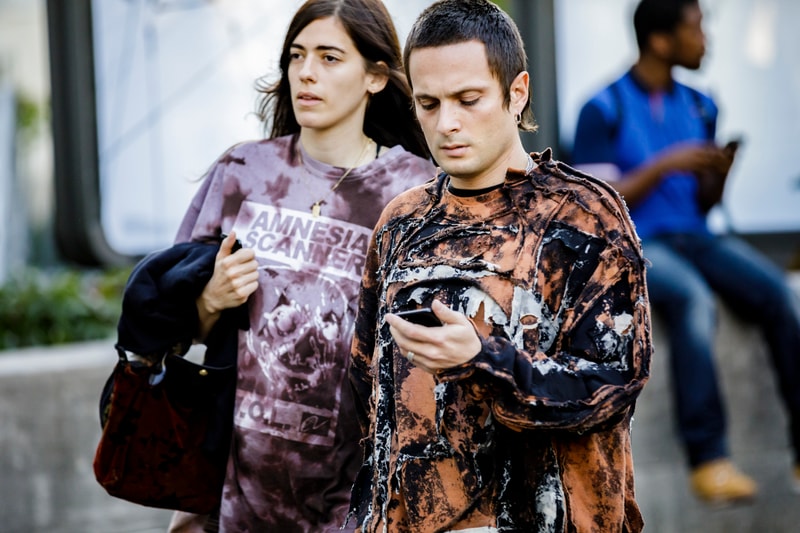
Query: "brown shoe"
792 465 800 494
690 458 757 505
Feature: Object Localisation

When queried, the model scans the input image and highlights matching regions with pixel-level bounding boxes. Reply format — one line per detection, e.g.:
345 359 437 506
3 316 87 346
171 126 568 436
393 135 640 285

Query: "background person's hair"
633 0 699 51
256 0 429 159
403 0 536 132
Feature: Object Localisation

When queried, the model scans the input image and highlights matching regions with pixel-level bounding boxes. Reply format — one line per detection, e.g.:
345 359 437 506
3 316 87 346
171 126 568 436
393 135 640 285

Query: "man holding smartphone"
572 0 800 506
346 1 652 531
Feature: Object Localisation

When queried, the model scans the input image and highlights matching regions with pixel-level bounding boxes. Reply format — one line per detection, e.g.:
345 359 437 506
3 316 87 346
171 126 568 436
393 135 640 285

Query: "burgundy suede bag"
93 345 235 514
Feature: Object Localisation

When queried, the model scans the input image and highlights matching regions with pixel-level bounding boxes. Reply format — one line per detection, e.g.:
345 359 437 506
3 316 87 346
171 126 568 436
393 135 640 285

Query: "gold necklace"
298 137 373 217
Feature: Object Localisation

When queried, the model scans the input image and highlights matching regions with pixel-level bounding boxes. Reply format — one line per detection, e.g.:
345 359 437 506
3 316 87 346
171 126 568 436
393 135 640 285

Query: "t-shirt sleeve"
174 146 240 244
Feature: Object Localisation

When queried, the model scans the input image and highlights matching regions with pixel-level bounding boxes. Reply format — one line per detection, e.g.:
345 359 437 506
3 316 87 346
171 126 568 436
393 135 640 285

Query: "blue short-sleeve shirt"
572 70 718 239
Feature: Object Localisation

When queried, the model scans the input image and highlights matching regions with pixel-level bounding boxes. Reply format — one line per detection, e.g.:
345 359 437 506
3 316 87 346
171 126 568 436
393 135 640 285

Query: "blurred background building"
0 0 798 531
1 0 797 273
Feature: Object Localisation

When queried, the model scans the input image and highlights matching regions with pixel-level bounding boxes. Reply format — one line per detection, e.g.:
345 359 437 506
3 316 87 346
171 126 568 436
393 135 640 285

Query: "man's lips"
439 143 468 156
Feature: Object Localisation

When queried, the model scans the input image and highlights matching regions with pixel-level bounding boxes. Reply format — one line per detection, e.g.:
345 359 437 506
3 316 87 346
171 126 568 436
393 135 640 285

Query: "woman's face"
288 17 385 135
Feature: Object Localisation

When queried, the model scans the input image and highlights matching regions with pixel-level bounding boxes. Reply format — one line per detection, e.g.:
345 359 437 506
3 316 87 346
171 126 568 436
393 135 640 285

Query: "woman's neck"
298 114 372 168
299 131 374 171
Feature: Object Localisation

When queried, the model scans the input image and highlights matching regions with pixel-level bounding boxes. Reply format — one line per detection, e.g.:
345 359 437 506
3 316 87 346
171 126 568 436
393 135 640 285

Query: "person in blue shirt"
572 0 800 506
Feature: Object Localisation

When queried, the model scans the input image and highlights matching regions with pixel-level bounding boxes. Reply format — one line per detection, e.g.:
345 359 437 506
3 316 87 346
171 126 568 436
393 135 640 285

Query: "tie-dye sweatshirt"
348 149 651 533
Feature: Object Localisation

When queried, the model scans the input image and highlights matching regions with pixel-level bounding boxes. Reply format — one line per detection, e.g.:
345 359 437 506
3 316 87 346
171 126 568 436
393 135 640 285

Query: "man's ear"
649 32 673 59
366 61 390 95
509 70 529 114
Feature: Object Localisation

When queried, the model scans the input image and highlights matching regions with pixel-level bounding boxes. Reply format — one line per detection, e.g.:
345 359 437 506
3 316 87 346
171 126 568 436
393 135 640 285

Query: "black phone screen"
394 307 442 328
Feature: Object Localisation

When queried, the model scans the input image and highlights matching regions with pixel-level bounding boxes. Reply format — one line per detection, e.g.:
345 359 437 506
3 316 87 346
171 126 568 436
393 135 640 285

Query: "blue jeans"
643 233 800 467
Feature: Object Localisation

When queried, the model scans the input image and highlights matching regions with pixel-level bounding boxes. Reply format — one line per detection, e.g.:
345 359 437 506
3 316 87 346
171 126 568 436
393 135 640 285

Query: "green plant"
0 266 131 350
15 92 48 144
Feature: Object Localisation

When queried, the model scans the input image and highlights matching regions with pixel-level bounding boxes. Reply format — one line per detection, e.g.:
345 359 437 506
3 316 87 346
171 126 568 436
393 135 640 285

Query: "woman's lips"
296 92 322 106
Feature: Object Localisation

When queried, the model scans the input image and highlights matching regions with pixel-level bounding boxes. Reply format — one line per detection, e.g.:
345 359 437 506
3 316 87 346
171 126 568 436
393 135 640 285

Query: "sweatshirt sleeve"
438 177 651 434
348 224 384 437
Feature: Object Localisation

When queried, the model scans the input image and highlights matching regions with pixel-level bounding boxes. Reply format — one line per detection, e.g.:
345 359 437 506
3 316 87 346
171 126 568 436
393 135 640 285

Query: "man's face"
670 3 706 70
408 40 523 188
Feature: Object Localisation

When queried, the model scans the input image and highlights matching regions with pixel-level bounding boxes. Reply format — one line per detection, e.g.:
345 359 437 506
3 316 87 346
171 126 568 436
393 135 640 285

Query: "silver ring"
406 351 415 363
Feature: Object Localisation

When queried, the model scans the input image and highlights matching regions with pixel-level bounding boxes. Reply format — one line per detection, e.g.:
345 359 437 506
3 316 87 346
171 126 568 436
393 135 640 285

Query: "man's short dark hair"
403 0 536 132
633 0 699 51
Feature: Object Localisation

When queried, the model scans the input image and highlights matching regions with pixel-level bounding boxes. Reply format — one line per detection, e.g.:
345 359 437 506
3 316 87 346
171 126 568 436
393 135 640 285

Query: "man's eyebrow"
414 87 485 100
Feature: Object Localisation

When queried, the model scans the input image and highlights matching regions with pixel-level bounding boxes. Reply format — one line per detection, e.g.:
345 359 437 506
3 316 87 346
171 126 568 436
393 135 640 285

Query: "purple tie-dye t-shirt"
175 134 434 532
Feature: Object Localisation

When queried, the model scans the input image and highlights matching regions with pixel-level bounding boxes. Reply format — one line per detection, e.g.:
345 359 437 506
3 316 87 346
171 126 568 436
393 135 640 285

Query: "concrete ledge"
0 339 174 533
632 272 800 532
0 340 113 375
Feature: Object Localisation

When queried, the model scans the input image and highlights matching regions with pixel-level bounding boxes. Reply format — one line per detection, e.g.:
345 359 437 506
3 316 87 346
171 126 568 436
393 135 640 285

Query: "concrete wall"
1 275 799 533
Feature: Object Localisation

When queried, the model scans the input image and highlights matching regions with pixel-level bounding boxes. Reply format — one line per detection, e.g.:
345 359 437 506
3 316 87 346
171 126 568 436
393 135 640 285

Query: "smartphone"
220 233 243 252
724 136 744 153
394 307 442 328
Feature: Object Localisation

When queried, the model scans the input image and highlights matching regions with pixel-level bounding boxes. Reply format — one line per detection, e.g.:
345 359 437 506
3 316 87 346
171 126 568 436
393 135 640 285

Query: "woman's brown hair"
256 0 429 159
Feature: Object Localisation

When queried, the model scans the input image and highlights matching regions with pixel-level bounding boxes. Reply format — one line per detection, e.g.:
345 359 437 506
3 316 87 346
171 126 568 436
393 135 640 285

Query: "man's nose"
437 102 461 135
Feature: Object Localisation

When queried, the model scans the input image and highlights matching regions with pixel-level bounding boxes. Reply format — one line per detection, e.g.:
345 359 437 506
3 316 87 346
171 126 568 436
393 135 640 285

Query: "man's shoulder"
369 174 442 233
673 79 714 101
531 151 632 223
673 79 718 116
382 177 439 213
529 157 642 254
580 72 630 115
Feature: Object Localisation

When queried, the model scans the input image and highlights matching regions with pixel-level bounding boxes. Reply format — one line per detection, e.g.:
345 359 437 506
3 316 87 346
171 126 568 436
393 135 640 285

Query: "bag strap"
686 86 715 140
608 80 624 142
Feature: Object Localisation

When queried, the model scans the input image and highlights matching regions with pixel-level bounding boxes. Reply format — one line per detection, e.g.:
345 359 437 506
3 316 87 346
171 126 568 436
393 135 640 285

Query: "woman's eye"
323 54 340 63
461 98 479 107
418 100 437 111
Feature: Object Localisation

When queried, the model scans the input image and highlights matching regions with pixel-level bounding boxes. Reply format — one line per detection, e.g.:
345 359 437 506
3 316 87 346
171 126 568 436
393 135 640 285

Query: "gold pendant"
311 202 321 217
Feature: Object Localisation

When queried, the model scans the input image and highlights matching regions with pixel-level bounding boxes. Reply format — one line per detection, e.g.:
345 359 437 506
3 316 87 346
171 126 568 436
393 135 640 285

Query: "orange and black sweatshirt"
348 149 652 533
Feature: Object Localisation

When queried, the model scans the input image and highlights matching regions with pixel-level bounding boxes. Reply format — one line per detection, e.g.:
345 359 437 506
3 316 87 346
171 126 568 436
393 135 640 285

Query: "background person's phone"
724 136 744 154
395 307 442 328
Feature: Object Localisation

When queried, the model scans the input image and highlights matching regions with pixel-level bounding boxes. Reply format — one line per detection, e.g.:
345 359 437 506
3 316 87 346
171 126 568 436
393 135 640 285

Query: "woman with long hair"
168 1 433 531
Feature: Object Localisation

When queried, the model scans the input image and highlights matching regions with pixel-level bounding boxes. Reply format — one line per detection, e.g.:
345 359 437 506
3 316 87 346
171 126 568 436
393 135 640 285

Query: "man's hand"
655 142 738 212
195 231 259 339
609 141 737 208
657 142 733 177
385 300 482 374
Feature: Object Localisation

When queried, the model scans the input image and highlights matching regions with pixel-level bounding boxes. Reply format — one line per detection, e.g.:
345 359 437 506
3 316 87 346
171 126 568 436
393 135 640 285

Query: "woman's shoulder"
223 135 294 159
378 145 435 171
203 136 296 177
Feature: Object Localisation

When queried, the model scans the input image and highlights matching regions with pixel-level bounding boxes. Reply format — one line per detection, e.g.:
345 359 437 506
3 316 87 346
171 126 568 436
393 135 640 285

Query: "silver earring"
515 112 522 125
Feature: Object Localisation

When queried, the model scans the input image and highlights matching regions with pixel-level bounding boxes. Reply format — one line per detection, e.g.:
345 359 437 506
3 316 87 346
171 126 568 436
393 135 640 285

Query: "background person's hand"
656 142 733 177
385 300 482 374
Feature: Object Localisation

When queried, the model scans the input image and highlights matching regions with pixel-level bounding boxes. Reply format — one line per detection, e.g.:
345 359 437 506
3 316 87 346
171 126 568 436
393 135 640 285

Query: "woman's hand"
195 231 259 339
